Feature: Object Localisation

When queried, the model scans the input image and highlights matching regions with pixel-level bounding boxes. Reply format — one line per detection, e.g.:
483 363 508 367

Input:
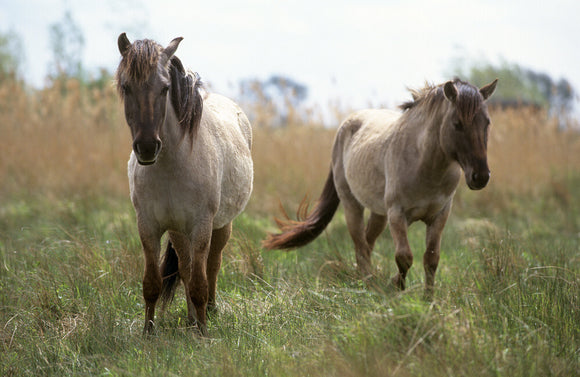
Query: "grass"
0 78 579 376
1 193 578 376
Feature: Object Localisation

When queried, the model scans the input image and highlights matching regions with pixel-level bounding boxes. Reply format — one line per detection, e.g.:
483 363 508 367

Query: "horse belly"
343 147 388 215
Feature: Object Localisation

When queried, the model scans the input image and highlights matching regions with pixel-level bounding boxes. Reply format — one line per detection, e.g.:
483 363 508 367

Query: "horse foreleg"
387 208 413 290
423 203 451 298
167 232 195 326
188 227 212 336
207 222 232 312
140 231 162 334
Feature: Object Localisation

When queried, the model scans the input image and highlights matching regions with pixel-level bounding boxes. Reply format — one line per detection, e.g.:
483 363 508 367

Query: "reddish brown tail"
262 168 340 250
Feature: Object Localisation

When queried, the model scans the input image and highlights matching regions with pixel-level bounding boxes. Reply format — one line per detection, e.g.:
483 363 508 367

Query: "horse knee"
142 273 161 303
189 273 209 308
423 249 440 273
395 249 413 275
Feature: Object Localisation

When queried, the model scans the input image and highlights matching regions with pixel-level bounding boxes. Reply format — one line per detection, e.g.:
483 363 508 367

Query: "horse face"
442 79 498 190
117 33 182 165
120 73 169 165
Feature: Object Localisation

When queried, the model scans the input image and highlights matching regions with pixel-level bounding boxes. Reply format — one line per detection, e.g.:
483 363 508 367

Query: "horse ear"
443 81 458 103
163 37 184 60
480 78 499 100
118 33 131 55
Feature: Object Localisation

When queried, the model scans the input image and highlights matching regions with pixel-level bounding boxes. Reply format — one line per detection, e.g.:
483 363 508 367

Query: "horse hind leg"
207 222 232 313
342 199 373 276
365 212 387 252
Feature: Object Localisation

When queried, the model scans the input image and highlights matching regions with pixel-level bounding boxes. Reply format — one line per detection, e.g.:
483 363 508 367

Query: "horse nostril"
133 141 141 155
133 139 161 162
472 171 490 185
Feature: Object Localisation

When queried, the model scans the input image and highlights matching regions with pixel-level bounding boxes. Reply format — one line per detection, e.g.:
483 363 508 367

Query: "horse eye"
161 86 169 95
121 84 130 94
454 121 464 131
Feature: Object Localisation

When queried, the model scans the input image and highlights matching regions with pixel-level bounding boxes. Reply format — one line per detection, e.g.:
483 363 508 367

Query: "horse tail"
160 241 180 308
263 168 340 250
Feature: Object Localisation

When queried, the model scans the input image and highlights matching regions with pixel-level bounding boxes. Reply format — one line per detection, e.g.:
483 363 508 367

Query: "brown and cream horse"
263 78 497 295
116 33 253 335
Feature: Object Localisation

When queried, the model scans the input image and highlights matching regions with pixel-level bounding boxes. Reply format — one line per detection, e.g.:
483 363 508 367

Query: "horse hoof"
195 323 208 337
424 286 435 301
207 303 218 316
391 274 406 290
143 320 156 335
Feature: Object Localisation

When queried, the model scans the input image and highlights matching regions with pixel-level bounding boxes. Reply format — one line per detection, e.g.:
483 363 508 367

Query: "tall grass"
1 78 578 376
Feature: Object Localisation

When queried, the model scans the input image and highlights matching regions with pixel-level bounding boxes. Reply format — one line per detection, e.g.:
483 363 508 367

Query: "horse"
115 33 253 335
263 78 498 295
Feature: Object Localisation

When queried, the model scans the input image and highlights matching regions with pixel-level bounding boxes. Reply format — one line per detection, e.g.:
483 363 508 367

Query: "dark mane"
168 56 204 139
399 78 483 123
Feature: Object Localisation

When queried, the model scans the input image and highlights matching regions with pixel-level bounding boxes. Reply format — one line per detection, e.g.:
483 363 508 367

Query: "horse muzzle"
465 168 490 190
133 139 162 165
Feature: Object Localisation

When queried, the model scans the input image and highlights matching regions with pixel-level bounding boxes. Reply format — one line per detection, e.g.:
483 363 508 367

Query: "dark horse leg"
423 202 451 299
334 163 374 276
207 222 232 312
365 212 388 254
167 232 195 327
387 207 413 290
188 224 213 336
140 229 163 334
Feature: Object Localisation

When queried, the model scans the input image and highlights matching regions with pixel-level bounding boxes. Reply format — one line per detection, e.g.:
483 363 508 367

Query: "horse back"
332 109 401 215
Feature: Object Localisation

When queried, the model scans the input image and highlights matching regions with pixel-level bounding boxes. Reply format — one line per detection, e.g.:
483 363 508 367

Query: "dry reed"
1 77 578 216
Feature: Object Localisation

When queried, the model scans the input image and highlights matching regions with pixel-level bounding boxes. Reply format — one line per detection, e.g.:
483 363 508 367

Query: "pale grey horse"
116 33 253 335
264 78 497 295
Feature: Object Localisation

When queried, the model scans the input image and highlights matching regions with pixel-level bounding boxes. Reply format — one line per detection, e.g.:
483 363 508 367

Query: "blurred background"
1 0 579 215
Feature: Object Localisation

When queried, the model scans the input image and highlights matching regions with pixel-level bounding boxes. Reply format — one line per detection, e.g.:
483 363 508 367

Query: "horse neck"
405 104 455 174
157 97 191 163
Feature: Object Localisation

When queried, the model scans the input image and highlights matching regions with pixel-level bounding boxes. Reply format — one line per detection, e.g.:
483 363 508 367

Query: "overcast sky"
1 0 579 113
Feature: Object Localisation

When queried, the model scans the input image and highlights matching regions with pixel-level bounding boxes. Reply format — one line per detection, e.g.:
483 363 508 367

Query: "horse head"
116 33 183 165
440 78 498 190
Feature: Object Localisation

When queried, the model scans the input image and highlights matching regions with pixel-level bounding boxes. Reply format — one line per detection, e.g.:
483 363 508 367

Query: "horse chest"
130 166 214 233
404 194 453 223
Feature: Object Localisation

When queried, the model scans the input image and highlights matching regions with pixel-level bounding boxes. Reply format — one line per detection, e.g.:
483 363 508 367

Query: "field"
1 79 579 376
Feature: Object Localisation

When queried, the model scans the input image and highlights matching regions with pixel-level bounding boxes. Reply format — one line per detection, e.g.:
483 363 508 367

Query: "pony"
115 33 253 335
263 78 498 295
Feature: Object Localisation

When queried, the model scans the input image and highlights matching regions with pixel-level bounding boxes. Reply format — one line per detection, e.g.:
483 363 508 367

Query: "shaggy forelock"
455 83 483 123
116 39 163 94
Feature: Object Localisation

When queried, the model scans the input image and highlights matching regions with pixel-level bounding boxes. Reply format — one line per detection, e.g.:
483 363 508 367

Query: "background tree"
48 10 85 81
0 29 24 82
238 74 308 127
451 60 575 117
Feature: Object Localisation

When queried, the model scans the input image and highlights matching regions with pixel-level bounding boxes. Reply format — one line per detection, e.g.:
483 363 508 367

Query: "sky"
1 0 579 116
